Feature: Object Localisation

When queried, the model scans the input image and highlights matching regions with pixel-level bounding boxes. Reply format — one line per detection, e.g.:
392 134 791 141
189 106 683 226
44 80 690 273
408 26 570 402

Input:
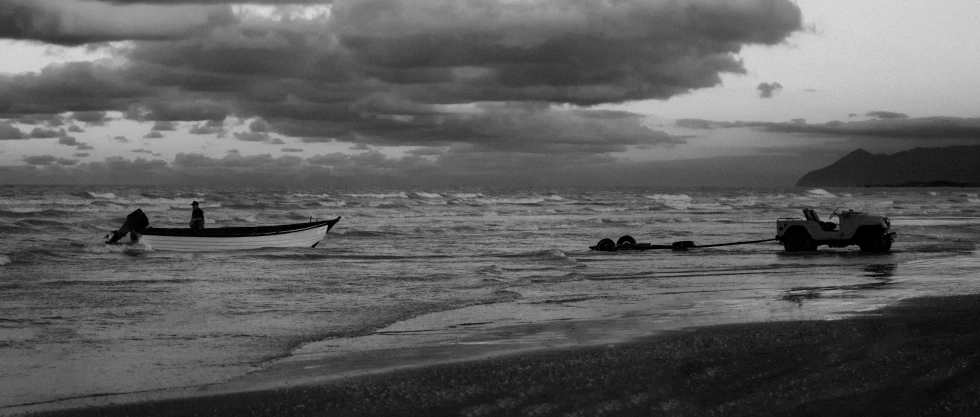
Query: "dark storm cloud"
1 156 174 185
76 143 95 150
456 106 683 153
128 98 232 122
675 118 771 130
249 119 271 133
300 136 336 143
303 150 435 178
123 1 329 3
23 155 58 165
0 63 148 115
331 0 802 105
144 130 164 138
867 111 909 120
296 103 682 151
0 0 231 45
0 121 25 139
71 110 110 125
234 132 271 142
1 0 806 182
172 152 304 178
58 136 80 146
675 119 716 130
756 82 783 98
11 113 65 126
678 116 980 140
29 127 65 138
3 0 801 110
764 117 980 139
189 120 227 136
406 147 444 156
152 121 178 131
4 143 820 187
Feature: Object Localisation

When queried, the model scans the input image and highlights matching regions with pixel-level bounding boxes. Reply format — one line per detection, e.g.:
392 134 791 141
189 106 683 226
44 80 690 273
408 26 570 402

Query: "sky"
1 0 979 187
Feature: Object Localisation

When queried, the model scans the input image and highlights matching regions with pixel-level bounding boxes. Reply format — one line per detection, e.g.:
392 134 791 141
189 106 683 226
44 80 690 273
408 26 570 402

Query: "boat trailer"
590 235 776 252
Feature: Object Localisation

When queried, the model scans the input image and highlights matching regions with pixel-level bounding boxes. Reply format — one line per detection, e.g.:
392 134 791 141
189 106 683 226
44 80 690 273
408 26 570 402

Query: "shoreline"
9 293 980 416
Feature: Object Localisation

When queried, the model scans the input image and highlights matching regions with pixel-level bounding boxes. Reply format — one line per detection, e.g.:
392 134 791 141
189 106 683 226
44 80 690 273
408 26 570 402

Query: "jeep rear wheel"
858 233 891 253
783 230 816 252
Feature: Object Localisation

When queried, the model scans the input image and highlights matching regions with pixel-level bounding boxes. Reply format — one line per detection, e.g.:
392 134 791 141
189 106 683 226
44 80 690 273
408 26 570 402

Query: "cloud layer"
1 0 805 184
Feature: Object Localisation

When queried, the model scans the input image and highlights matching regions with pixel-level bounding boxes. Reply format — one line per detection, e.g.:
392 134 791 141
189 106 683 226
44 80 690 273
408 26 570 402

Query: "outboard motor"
106 209 150 244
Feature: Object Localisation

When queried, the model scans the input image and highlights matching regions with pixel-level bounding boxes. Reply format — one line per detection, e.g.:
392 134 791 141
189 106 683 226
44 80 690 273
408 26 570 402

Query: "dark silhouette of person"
190 201 205 230
106 209 149 243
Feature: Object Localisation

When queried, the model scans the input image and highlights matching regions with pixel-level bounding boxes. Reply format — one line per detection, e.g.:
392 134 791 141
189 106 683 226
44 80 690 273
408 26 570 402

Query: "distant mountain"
797 145 980 187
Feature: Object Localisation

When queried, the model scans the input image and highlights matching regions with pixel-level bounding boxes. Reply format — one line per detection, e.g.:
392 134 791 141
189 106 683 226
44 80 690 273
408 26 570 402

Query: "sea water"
1 185 979 408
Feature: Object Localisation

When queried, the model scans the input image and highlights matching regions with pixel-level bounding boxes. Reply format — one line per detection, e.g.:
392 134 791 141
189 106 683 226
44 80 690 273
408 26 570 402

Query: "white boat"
136 217 341 252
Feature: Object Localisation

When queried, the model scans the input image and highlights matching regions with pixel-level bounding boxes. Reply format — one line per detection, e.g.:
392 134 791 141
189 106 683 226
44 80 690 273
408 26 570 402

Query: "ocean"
2 185 980 409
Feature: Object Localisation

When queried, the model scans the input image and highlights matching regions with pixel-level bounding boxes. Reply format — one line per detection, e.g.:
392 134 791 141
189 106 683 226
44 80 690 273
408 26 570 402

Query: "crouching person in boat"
106 208 150 244
190 201 205 230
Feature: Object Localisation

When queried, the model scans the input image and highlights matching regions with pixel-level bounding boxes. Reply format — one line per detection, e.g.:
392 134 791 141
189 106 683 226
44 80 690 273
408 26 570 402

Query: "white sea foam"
805 189 836 198
644 193 694 209
687 202 733 211
589 206 628 213
344 192 409 198
2 206 44 213
87 192 116 199
412 192 444 199
644 194 692 201
475 197 550 205
10 184 980 410
51 198 93 206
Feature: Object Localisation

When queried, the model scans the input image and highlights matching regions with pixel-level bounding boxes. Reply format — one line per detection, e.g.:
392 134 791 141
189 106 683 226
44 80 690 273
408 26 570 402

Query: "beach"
13 293 980 416
4 186 980 415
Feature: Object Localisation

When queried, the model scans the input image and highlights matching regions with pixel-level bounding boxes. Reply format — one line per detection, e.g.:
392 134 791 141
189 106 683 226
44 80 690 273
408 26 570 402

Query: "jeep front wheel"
783 230 815 252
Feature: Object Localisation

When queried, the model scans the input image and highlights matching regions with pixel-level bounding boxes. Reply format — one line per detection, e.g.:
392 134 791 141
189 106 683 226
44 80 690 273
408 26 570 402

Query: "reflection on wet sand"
780 263 898 306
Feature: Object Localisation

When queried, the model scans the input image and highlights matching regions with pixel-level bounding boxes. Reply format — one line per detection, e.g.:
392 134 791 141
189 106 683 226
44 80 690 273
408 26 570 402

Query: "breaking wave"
805 189 836 198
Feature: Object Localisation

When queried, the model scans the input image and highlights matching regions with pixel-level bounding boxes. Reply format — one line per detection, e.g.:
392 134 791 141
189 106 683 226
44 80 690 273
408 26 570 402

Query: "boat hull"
138 218 340 252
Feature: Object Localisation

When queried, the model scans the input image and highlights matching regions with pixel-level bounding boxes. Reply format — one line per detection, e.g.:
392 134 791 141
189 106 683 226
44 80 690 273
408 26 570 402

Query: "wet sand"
16 294 980 416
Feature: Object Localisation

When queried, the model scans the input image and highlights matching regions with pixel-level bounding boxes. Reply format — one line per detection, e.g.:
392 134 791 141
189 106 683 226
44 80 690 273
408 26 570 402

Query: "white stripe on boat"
139 218 340 251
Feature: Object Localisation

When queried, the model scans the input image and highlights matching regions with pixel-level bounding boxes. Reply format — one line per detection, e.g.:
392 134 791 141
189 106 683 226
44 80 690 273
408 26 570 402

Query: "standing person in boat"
190 201 205 230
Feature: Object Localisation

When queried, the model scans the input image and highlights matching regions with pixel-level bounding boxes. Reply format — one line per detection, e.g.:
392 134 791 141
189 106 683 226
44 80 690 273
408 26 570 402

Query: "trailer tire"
783 230 815 252
617 235 636 248
596 238 617 252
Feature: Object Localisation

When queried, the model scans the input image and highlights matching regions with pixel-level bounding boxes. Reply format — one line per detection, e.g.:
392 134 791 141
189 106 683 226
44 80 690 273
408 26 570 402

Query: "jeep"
776 208 895 252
